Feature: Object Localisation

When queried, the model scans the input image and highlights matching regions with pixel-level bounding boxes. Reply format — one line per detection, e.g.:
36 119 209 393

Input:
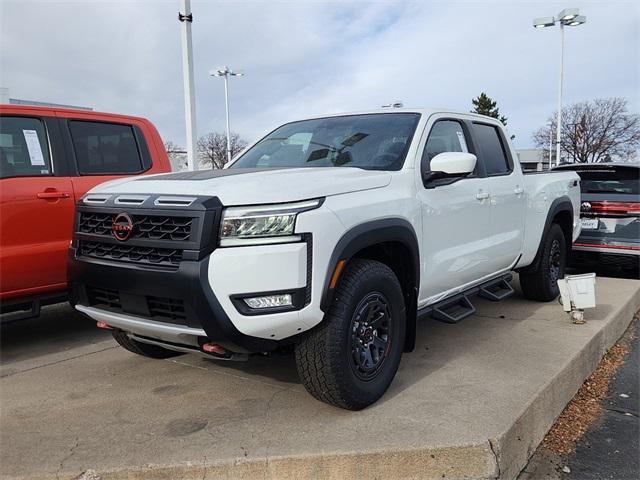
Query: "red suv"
0 105 172 320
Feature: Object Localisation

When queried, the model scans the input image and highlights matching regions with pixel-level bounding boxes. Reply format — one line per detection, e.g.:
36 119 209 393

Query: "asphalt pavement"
566 318 639 479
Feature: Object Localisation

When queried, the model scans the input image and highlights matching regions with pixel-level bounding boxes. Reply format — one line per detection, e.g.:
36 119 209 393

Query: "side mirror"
430 152 477 175
423 152 477 186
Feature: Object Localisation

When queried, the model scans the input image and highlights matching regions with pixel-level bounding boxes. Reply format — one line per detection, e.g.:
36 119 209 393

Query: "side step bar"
418 274 514 324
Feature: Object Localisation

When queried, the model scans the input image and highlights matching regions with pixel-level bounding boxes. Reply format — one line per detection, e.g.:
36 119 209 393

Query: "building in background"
0 87 92 110
516 148 557 172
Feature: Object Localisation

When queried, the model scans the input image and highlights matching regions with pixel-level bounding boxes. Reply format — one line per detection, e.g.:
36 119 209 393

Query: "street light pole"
533 8 586 168
223 74 231 164
210 66 244 166
555 23 564 167
178 0 197 171
548 123 553 170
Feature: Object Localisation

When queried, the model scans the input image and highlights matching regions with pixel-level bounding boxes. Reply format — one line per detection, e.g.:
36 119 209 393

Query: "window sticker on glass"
456 131 468 153
22 130 45 166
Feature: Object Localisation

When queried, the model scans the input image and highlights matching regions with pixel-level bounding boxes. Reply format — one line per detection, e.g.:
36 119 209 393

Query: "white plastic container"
557 272 597 314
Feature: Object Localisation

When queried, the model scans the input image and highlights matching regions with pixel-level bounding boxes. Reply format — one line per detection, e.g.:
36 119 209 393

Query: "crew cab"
0 105 171 320
69 109 580 409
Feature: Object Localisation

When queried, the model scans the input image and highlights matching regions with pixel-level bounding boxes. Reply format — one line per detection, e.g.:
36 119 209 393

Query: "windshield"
577 168 639 195
230 113 420 171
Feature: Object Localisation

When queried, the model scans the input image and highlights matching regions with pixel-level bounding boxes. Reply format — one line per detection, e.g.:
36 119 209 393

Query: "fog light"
244 294 293 309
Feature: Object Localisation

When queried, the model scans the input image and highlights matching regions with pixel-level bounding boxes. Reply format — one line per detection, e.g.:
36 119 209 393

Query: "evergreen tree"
471 92 513 138
471 92 508 125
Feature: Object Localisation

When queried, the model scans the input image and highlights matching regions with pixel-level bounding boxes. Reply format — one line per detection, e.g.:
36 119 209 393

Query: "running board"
431 294 476 324
419 274 513 324
478 276 514 302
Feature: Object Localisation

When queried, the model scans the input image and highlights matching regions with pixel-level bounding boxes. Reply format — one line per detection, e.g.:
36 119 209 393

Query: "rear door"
469 121 525 272
59 117 155 199
0 114 75 299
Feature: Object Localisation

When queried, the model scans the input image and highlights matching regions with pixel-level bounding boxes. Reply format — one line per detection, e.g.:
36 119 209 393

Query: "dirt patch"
541 313 638 455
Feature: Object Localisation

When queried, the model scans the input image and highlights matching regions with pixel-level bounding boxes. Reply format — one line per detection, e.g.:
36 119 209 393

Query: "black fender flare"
319 218 420 352
519 196 574 273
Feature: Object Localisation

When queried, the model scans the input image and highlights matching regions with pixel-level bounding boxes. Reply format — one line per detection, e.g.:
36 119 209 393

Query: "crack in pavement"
1 346 118 378
166 358 296 389
488 438 501 479
604 406 639 417
56 436 80 480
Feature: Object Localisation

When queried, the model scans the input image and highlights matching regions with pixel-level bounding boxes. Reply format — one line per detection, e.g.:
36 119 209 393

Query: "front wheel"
520 223 567 302
295 259 406 410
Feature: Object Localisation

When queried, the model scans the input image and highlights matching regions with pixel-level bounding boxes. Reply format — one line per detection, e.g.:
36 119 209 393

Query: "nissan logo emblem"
112 213 134 241
581 201 592 212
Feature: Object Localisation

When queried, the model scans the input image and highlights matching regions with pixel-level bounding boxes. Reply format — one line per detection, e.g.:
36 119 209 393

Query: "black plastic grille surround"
79 240 183 267
73 195 222 269
78 212 193 241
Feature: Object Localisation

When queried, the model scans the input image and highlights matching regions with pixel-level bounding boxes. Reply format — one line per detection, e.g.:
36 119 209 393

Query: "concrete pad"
1 276 638 480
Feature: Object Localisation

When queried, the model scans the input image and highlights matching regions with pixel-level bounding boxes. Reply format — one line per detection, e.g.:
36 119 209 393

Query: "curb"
491 283 640 479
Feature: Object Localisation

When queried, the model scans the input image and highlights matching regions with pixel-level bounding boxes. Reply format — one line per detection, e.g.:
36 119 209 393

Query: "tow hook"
202 343 232 359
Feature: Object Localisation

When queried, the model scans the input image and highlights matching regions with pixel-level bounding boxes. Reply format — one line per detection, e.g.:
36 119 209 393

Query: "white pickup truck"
69 109 581 409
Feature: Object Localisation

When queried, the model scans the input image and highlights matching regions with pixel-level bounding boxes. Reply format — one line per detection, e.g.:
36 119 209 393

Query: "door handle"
476 192 490 200
514 186 524 195
37 191 70 200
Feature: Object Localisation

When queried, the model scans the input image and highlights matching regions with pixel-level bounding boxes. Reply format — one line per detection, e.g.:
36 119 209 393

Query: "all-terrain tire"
520 223 567 302
112 329 182 359
295 259 406 410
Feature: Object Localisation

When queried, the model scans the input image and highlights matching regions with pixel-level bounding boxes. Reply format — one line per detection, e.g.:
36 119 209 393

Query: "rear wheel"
112 329 182 359
521 223 567 301
295 259 406 410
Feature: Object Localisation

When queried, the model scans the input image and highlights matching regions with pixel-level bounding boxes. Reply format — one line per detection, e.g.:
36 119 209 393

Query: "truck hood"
90 167 392 205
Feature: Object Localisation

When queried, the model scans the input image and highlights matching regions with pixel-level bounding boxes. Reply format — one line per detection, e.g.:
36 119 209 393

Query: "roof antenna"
381 101 403 108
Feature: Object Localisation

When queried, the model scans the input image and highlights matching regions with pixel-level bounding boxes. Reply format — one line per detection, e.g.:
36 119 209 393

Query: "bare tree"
196 132 248 169
163 140 188 171
533 97 640 163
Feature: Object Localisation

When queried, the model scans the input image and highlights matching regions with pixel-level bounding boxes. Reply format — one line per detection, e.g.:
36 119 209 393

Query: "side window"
68 120 143 175
422 120 469 171
0 116 52 179
471 123 511 175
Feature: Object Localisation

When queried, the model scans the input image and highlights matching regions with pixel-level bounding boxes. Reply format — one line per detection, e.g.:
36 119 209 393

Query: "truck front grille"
74 195 221 269
86 287 187 324
147 296 187 321
87 286 122 309
78 212 194 241
79 240 182 268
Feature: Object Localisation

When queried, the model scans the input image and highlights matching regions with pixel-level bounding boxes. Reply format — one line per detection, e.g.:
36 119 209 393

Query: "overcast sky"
1 0 638 149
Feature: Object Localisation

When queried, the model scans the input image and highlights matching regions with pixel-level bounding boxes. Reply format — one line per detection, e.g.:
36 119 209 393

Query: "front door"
0 115 75 300
417 118 494 304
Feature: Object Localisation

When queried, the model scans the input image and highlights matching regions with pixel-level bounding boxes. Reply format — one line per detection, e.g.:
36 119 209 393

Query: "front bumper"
69 249 283 353
68 193 345 354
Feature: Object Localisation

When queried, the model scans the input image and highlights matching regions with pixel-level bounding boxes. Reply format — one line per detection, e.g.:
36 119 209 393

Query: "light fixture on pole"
533 8 586 167
178 0 197 171
210 66 244 165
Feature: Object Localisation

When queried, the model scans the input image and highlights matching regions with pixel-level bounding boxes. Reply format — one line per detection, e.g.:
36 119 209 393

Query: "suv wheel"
520 223 567 302
112 329 182 359
295 259 406 410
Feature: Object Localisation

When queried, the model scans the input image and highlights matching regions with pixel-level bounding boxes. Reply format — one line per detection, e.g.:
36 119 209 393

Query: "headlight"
219 198 321 246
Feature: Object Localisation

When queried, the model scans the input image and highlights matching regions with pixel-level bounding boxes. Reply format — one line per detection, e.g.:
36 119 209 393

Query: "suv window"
576 168 639 195
0 116 52 179
472 123 511 175
69 120 143 175
422 120 470 170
